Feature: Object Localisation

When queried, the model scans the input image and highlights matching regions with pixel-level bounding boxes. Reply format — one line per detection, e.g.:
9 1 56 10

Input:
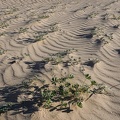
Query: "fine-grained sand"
0 0 120 120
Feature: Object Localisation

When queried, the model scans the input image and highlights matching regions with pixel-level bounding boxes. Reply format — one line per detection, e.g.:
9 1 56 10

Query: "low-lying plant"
0 73 106 115
19 27 28 33
0 47 6 55
0 32 6 36
43 49 79 66
0 22 9 29
0 50 107 114
0 103 12 115
38 74 106 110
38 15 49 20
34 32 47 41
87 12 98 19
4 7 19 15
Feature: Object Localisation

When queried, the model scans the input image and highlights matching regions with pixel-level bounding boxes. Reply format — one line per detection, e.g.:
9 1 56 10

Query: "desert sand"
0 0 120 120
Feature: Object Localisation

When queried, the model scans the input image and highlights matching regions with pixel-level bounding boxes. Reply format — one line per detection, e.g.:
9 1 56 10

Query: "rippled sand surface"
0 0 120 120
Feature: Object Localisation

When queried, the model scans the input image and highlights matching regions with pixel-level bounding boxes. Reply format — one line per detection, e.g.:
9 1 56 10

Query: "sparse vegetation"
38 15 49 20
0 32 6 36
4 7 19 15
0 22 9 29
0 49 107 117
0 73 106 115
0 103 13 115
0 47 6 55
34 32 47 41
28 49 78 66
19 27 28 33
39 74 106 109
87 12 98 19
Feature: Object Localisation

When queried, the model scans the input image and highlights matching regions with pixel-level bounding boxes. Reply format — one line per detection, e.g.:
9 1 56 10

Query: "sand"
0 0 120 120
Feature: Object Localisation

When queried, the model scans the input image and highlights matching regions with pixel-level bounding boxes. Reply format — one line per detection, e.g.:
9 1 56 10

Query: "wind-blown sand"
0 0 120 120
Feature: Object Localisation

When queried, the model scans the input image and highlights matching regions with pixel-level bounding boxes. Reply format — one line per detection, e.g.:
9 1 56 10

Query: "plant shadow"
0 82 73 116
25 61 47 73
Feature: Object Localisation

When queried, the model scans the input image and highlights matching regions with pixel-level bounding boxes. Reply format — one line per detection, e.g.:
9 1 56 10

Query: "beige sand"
0 0 120 120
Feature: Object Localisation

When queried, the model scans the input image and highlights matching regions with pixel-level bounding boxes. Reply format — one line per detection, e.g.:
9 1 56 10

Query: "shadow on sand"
0 82 73 116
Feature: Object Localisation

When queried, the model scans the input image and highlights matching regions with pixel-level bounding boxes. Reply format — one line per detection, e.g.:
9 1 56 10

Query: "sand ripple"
0 0 120 120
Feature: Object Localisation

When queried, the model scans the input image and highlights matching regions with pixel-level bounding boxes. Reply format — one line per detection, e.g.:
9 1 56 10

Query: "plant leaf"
91 81 97 85
77 102 82 108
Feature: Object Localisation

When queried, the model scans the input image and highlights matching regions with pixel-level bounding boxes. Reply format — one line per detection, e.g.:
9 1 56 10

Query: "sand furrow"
0 0 120 120
11 62 27 78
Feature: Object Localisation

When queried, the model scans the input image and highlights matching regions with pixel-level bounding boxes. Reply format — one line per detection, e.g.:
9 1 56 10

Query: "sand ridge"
0 0 120 120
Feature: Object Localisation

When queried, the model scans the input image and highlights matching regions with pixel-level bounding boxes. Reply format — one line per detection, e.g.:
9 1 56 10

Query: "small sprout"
63 90 69 96
40 80 45 84
51 77 57 85
0 32 6 36
19 27 28 33
51 90 57 97
91 81 97 86
60 102 67 108
43 99 52 108
0 47 6 55
85 74 91 80
22 81 29 88
24 53 29 56
38 15 49 19
68 74 74 79
34 34 46 41
65 82 71 87
73 84 79 89
79 85 89 93
59 85 64 95
0 22 9 28
0 103 13 115
77 102 82 108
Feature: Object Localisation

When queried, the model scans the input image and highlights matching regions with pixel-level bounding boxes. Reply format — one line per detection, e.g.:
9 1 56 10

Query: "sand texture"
0 0 120 120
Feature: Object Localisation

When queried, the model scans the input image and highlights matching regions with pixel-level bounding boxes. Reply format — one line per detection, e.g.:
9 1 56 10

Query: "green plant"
0 73 106 115
34 32 47 41
0 103 12 115
0 22 9 29
43 50 69 64
19 27 28 33
87 12 98 19
43 49 79 66
0 32 6 36
35 74 106 110
4 7 19 15
0 47 6 55
38 15 49 19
